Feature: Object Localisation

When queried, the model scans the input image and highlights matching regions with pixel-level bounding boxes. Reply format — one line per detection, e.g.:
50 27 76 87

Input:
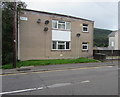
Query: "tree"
2 1 26 65
93 28 112 47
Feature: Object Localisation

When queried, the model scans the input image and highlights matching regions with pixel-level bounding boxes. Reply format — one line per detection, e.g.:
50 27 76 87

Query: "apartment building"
18 9 94 61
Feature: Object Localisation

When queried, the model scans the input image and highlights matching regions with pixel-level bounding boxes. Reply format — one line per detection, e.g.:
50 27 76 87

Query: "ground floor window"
82 42 88 50
52 41 70 50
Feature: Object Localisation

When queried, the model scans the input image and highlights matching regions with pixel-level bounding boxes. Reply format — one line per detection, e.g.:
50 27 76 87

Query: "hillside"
94 28 112 47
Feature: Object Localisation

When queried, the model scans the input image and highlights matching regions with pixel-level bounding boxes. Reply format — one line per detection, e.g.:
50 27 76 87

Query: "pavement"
1 60 119 75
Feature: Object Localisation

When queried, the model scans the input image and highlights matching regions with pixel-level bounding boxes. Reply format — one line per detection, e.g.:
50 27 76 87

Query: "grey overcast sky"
22 0 119 31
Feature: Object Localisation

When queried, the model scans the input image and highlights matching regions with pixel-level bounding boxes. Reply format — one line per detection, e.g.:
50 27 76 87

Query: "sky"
21 0 119 31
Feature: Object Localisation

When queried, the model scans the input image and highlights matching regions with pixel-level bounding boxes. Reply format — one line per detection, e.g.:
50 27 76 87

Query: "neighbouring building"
18 9 94 61
108 30 120 50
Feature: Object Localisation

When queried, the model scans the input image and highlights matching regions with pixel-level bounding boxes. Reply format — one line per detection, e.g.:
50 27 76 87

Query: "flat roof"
23 9 94 22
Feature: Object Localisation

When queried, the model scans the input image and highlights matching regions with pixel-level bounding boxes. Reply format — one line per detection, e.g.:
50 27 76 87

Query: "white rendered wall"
52 30 71 41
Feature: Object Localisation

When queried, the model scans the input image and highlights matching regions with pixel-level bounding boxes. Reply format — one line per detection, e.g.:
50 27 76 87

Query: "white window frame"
52 41 57 49
52 41 71 50
66 22 71 30
52 20 58 29
111 41 114 47
58 41 65 50
58 21 66 30
82 24 89 32
82 42 88 51
52 20 71 30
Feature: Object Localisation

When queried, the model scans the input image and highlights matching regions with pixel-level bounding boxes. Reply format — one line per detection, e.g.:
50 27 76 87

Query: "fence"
93 50 120 56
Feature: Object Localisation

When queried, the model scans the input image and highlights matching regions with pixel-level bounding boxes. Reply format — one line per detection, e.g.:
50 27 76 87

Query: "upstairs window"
58 21 65 30
52 20 71 30
82 24 88 32
66 22 71 30
52 20 58 29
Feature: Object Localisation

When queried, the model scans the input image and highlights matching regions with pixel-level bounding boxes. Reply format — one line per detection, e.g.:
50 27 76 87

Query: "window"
58 21 65 30
52 20 58 29
66 42 70 49
82 42 88 50
52 41 57 49
66 22 71 30
111 41 114 47
52 41 70 50
52 20 71 30
82 24 88 32
58 42 65 49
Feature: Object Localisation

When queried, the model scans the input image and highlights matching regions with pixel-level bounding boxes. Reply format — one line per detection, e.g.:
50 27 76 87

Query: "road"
2 65 118 95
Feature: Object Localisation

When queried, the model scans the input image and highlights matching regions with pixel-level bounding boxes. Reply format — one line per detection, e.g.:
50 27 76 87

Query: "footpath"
1 60 119 75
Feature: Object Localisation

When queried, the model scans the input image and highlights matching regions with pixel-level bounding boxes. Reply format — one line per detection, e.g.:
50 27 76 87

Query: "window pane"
58 41 64 45
83 27 88 31
58 24 65 29
83 46 87 49
52 41 57 49
83 24 88 26
58 45 65 49
66 22 71 30
61 24 65 29
58 24 61 28
58 41 65 49
82 42 87 44
66 42 69 49
111 41 114 46
59 21 65 23
52 20 57 28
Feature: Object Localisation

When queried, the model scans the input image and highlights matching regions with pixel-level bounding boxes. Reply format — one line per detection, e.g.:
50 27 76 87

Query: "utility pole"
13 1 17 68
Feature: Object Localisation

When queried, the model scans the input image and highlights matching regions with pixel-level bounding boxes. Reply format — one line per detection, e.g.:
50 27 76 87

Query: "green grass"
2 57 99 69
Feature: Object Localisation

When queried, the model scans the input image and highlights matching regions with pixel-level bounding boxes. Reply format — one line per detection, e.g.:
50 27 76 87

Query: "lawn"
2 57 99 69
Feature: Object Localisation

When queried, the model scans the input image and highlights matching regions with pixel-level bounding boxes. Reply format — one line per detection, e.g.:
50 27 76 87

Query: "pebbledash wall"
18 9 94 61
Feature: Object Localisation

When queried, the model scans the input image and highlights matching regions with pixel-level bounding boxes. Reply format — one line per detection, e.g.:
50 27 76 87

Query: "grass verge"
2 57 99 69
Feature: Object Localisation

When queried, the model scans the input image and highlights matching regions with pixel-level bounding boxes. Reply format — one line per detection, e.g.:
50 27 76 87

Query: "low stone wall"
93 50 120 56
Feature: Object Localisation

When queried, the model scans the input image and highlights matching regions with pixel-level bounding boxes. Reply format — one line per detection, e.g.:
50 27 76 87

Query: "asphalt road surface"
2 65 118 95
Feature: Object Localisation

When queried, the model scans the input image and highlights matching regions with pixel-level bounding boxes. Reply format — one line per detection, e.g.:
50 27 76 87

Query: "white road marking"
0 80 90 94
37 87 44 90
0 88 37 95
107 66 113 67
47 83 71 88
81 80 90 83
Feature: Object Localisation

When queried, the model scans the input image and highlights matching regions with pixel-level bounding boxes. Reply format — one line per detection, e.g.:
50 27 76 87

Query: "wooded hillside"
94 28 112 47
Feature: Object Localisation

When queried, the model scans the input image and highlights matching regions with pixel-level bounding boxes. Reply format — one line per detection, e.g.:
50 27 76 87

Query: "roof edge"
22 9 94 22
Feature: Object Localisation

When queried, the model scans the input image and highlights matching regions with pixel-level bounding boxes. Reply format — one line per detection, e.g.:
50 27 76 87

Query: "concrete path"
1 60 119 75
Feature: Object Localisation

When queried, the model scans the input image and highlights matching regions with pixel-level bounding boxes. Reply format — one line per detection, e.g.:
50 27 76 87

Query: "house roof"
23 9 94 22
108 31 117 37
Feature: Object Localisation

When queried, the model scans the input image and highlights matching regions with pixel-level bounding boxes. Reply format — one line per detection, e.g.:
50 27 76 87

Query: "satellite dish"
37 19 41 24
45 20 49 24
44 27 48 31
76 33 80 37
